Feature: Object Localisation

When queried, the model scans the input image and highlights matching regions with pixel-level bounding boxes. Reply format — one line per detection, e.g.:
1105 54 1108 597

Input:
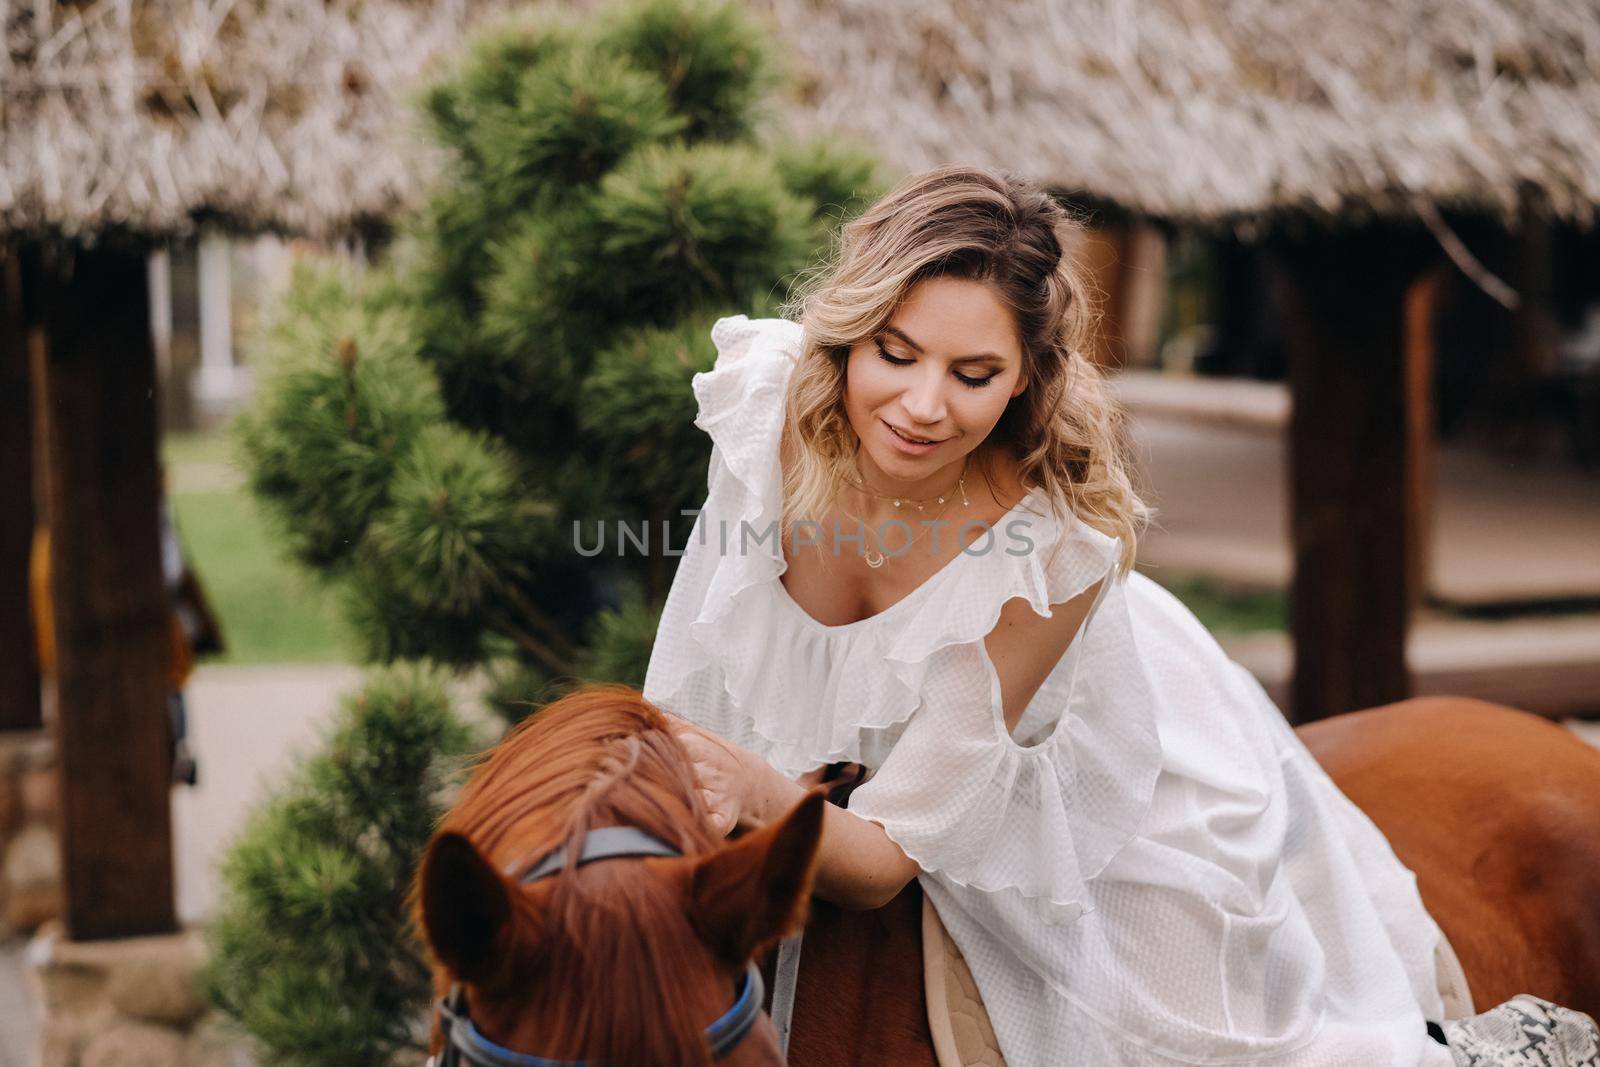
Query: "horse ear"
419 831 518 985
689 789 825 964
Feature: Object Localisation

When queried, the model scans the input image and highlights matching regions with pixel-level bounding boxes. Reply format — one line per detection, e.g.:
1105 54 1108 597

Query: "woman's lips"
883 420 944 455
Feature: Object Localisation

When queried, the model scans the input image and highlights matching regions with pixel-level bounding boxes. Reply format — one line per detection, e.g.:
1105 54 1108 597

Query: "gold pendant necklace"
859 471 967 569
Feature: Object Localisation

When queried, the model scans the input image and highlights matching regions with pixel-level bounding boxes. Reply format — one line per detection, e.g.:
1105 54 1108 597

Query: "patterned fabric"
1442 996 1600 1067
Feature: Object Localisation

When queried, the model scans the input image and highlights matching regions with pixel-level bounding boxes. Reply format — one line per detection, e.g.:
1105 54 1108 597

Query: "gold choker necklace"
846 457 971 513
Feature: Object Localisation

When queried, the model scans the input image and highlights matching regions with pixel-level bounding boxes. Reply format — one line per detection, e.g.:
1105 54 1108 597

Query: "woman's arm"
986 577 1106 736
807 580 1106 906
756 772 923 910
670 721 922 909
668 576 1105 910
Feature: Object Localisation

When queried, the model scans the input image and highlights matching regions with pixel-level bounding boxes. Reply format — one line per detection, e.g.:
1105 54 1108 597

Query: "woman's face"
843 276 1027 491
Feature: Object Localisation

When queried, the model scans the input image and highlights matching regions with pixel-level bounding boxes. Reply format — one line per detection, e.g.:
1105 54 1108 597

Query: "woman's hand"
665 715 800 836
668 720 918 907
797 761 869 807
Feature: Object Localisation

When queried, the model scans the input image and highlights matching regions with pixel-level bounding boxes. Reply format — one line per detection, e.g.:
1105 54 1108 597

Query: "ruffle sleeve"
641 314 798 747
689 315 796 613
845 558 1162 925
642 314 1163 922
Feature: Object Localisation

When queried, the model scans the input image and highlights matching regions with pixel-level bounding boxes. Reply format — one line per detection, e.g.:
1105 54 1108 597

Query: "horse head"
415 684 824 1067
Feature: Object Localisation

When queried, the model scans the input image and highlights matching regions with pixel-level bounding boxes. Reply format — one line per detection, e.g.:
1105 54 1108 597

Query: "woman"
640 166 1591 1065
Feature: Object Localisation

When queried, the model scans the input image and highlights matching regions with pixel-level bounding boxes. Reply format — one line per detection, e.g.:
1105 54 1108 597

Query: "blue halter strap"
428 827 766 1067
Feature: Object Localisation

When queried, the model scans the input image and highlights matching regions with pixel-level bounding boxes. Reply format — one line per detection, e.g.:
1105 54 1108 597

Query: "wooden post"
1270 228 1435 723
33 243 176 939
1119 223 1167 370
1402 265 1448 609
1511 200 1558 456
1513 201 1556 381
0 249 42 732
164 238 201 433
1081 224 1131 369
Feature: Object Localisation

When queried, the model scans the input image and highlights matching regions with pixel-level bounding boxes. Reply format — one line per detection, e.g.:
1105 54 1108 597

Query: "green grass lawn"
1148 572 1287 633
163 430 236 468
170 488 361 664
165 429 358 663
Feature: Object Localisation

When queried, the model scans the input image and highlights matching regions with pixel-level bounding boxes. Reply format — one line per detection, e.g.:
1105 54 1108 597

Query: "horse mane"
418 683 728 1067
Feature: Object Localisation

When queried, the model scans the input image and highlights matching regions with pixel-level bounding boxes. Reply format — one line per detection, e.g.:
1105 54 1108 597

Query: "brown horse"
417 690 1600 1066
414 683 821 1067
1301 697 1600 1014
781 697 1600 1066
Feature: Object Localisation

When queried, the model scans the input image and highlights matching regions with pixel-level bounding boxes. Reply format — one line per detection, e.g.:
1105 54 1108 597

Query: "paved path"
1216 613 1600 717
0 942 36 1067
1133 407 1600 716
0 664 366 1066
172 664 366 923
1132 407 1600 604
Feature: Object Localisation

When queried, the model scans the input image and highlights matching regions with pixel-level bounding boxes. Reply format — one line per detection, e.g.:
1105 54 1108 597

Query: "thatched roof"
0 0 503 241
6 0 1596 240
753 0 1600 227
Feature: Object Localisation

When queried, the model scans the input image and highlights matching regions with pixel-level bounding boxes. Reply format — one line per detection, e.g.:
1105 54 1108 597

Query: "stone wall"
3 733 253 1065
0 730 62 934
26 923 251 1067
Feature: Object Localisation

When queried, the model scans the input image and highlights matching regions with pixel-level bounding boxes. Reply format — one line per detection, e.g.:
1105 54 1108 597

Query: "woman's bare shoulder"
972 443 1033 512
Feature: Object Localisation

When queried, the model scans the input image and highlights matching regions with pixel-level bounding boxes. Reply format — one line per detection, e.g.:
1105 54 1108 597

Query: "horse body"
1300 697 1600 1015
777 697 1600 1066
419 691 1600 1066
764 892 938 1067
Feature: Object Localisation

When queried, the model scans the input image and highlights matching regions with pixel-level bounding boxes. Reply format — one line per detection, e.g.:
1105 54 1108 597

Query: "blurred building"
742 0 1600 718
0 0 506 951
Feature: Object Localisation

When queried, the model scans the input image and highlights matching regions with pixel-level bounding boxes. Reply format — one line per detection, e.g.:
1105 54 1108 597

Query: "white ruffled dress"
642 316 1457 1066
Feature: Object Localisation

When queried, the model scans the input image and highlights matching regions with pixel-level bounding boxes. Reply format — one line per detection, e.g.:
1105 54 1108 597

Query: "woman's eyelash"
874 342 997 389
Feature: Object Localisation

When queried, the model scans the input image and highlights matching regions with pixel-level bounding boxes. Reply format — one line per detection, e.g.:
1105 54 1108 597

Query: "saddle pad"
920 896 1477 1067
923 894 1007 1067
1436 929 1474 1020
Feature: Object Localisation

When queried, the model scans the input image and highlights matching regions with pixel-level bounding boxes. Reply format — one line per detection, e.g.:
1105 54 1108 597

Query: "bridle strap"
512 826 682 884
769 931 804 1057
430 826 763 1067
435 963 765 1067
767 761 864 1055
438 986 564 1067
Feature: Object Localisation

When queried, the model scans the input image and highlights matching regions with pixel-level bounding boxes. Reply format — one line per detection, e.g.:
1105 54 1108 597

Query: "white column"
194 231 237 413
148 245 173 381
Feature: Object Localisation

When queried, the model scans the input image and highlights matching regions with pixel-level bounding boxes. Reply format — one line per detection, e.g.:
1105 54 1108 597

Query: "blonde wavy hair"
777 164 1148 572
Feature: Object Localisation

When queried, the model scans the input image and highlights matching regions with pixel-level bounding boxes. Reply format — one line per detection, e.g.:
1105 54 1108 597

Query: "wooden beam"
1271 228 1435 723
0 249 41 731
1119 223 1167 369
33 244 176 939
1513 203 1556 380
1080 224 1130 369
1402 265 1448 609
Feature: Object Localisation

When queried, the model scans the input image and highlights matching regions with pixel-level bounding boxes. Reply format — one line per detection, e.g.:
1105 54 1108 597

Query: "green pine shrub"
236 0 880 692
216 0 882 1058
205 665 480 1064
